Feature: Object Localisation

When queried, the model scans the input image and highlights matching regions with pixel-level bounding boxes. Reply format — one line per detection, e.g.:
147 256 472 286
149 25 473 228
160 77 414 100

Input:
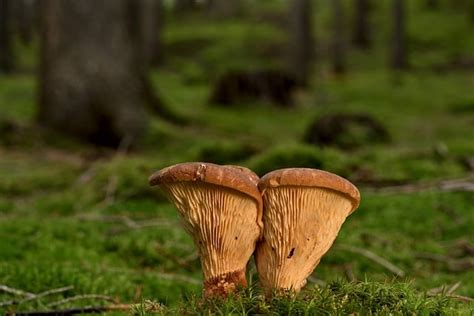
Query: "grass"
1 1 474 314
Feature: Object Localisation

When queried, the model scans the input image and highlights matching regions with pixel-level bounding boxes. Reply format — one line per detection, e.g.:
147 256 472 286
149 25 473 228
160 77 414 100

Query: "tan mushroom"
255 168 360 294
149 162 262 297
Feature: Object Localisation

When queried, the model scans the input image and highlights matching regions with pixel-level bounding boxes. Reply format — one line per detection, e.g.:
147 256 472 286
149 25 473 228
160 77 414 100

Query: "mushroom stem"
203 269 247 297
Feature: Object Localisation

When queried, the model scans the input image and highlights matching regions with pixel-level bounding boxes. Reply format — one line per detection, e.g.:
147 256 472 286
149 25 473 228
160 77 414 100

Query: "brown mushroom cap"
149 162 261 205
258 168 360 213
223 165 260 186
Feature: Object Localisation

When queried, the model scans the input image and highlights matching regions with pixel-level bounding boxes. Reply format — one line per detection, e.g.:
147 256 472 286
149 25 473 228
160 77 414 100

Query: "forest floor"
1 2 474 314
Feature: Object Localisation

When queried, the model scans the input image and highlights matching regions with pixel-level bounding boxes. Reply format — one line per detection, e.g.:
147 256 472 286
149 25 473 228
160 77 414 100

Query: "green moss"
165 280 470 315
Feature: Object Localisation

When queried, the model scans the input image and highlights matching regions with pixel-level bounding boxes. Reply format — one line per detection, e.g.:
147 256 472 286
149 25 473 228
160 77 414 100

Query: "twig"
415 252 450 262
343 264 357 282
75 164 97 185
0 285 35 298
337 245 406 277
447 257 474 272
367 176 474 194
446 282 461 295
0 286 73 307
427 292 474 303
428 284 447 295
7 304 131 316
428 282 461 295
103 175 118 205
76 214 180 230
101 267 201 286
427 283 473 304
47 294 116 307
445 294 474 303
415 252 474 272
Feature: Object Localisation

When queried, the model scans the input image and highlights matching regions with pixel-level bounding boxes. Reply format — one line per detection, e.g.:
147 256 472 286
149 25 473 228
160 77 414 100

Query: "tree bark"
352 0 371 49
287 0 314 86
0 0 14 73
38 0 174 147
173 0 197 14
469 1 474 23
133 0 164 68
390 0 408 70
206 0 242 17
425 0 439 10
11 0 37 45
331 0 346 74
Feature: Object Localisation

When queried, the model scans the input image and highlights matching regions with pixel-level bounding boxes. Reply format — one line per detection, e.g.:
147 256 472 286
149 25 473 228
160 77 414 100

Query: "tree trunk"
331 0 346 74
352 0 371 49
11 0 37 45
425 0 439 10
38 0 173 147
206 0 242 17
173 0 197 14
287 0 314 86
390 0 408 70
0 0 14 73
469 1 474 23
134 0 164 67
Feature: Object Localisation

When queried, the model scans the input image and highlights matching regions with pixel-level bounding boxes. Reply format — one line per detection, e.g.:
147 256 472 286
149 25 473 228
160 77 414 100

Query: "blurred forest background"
0 0 473 314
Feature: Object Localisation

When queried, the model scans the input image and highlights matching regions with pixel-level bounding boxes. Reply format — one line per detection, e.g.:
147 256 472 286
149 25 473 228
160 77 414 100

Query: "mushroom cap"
223 165 260 186
149 162 262 207
259 168 360 212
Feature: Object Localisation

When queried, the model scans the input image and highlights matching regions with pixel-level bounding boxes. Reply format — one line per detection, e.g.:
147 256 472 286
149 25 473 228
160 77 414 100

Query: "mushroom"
255 168 360 294
149 162 262 297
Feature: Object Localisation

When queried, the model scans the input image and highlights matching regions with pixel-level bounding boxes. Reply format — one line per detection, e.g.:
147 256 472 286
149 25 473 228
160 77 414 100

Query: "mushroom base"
203 269 247 297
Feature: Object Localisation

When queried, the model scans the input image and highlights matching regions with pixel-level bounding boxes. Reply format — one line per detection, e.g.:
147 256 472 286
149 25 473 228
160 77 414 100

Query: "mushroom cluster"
149 163 360 297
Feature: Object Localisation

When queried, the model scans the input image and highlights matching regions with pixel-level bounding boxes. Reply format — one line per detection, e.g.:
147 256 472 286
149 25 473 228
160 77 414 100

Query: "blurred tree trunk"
206 0 242 17
352 0 371 49
38 0 177 147
331 0 346 74
390 0 408 70
469 1 474 23
11 0 37 45
448 0 474 22
173 0 197 13
287 0 314 86
134 0 164 67
425 0 439 10
0 0 14 73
